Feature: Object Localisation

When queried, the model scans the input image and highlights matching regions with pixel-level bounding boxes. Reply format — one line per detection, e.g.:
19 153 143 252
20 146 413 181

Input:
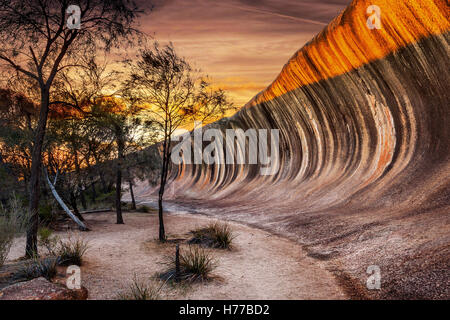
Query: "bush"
38 227 60 256
0 196 28 267
189 223 235 249
137 205 151 213
96 191 115 203
88 191 115 210
57 236 89 266
15 257 58 281
161 246 216 283
117 275 161 300
38 203 53 224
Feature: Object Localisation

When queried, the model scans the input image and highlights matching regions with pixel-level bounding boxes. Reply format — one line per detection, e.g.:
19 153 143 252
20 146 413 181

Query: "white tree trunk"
45 170 88 231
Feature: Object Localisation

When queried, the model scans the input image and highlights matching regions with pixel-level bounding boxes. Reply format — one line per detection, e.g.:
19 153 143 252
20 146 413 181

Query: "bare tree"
126 42 234 241
0 0 144 256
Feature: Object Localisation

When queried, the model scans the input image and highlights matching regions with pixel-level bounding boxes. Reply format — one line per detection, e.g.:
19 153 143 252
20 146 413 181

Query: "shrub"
89 191 115 210
161 245 216 283
15 257 58 281
96 191 115 203
137 205 151 213
0 196 28 267
57 236 89 266
38 203 53 224
38 227 60 256
117 275 161 300
189 223 235 249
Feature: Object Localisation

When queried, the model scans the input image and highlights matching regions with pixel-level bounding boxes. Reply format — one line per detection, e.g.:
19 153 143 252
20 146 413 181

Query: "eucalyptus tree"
0 89 37 196
90 97 156 224
125 42 235 241
0 0 145 256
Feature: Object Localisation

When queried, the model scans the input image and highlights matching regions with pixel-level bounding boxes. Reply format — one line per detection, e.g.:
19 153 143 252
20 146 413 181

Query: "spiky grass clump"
189 223 235 249
57 236 89 266
15 257 58 281
117 275 161 300
38 227 60 256
0 196 28 267
161 245 216 283
137 205 152 213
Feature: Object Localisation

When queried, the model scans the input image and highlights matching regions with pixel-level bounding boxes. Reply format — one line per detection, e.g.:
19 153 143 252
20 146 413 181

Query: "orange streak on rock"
253 0 449 106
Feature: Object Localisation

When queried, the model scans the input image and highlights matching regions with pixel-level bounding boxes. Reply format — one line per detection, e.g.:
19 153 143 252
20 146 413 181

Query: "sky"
137 0 349 107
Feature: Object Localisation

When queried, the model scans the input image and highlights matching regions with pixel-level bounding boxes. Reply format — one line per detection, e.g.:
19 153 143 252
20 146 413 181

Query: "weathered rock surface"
131 0 449 299
0 277 88 300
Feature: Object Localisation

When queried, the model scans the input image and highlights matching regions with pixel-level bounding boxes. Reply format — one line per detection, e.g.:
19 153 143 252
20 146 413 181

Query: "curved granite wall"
135 0 450 299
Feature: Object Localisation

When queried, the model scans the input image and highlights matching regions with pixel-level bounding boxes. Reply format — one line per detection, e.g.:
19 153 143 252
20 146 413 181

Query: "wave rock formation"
135 0 449 299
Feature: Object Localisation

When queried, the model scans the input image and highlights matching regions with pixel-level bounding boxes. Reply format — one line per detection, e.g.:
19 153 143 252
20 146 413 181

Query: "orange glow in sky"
139 0 348 107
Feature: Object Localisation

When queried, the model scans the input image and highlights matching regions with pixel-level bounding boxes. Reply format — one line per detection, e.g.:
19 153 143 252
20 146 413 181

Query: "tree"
0 89 37 196
126 42 234 241
0 0 144 256
52 54 119 199
45 117 88 222
90 97 155 224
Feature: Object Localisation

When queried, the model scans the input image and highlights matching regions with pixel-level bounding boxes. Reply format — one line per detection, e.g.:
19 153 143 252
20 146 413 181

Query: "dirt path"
8 211 347 300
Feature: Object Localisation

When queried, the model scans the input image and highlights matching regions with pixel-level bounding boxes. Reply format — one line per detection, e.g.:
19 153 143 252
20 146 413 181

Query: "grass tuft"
38 227 60 256
0 195 28 267
14 257 58 281
117 275 162 300
57 236 89 266
137 205 153 213
189 223 235 249
160 245 216 283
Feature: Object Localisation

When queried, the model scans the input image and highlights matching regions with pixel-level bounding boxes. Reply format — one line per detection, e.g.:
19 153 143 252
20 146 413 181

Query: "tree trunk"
70 191 85 222
45 171 88 231
115 135 125 225
158 136 170 242
115 167 124 224
175 244 180 282
85 160 97 203
158 161 166 241
93 152 108 193
129 180 136 210
73 149 87 210
79 188 87 210
100 174 108 193
26 90 50 257
158 191 165 241
91 180 97 203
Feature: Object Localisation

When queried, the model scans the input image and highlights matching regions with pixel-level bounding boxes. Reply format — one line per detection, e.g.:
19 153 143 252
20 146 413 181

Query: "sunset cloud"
139 0 348 106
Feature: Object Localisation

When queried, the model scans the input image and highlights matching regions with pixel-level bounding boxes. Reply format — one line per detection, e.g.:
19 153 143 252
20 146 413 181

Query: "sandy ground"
7 211 347 300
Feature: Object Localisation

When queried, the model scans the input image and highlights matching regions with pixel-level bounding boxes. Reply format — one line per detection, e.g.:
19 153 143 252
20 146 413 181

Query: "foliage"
137 205 152 213
0 89 36 190
38 229 88 266
38 204 54 224
161 245 216 283
0 195 28 267
0 0 145 256
190 223 235 249
38 227 60 256
57 236 89 266
117 275 162 300
15 257 58 281
124 41 235 241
